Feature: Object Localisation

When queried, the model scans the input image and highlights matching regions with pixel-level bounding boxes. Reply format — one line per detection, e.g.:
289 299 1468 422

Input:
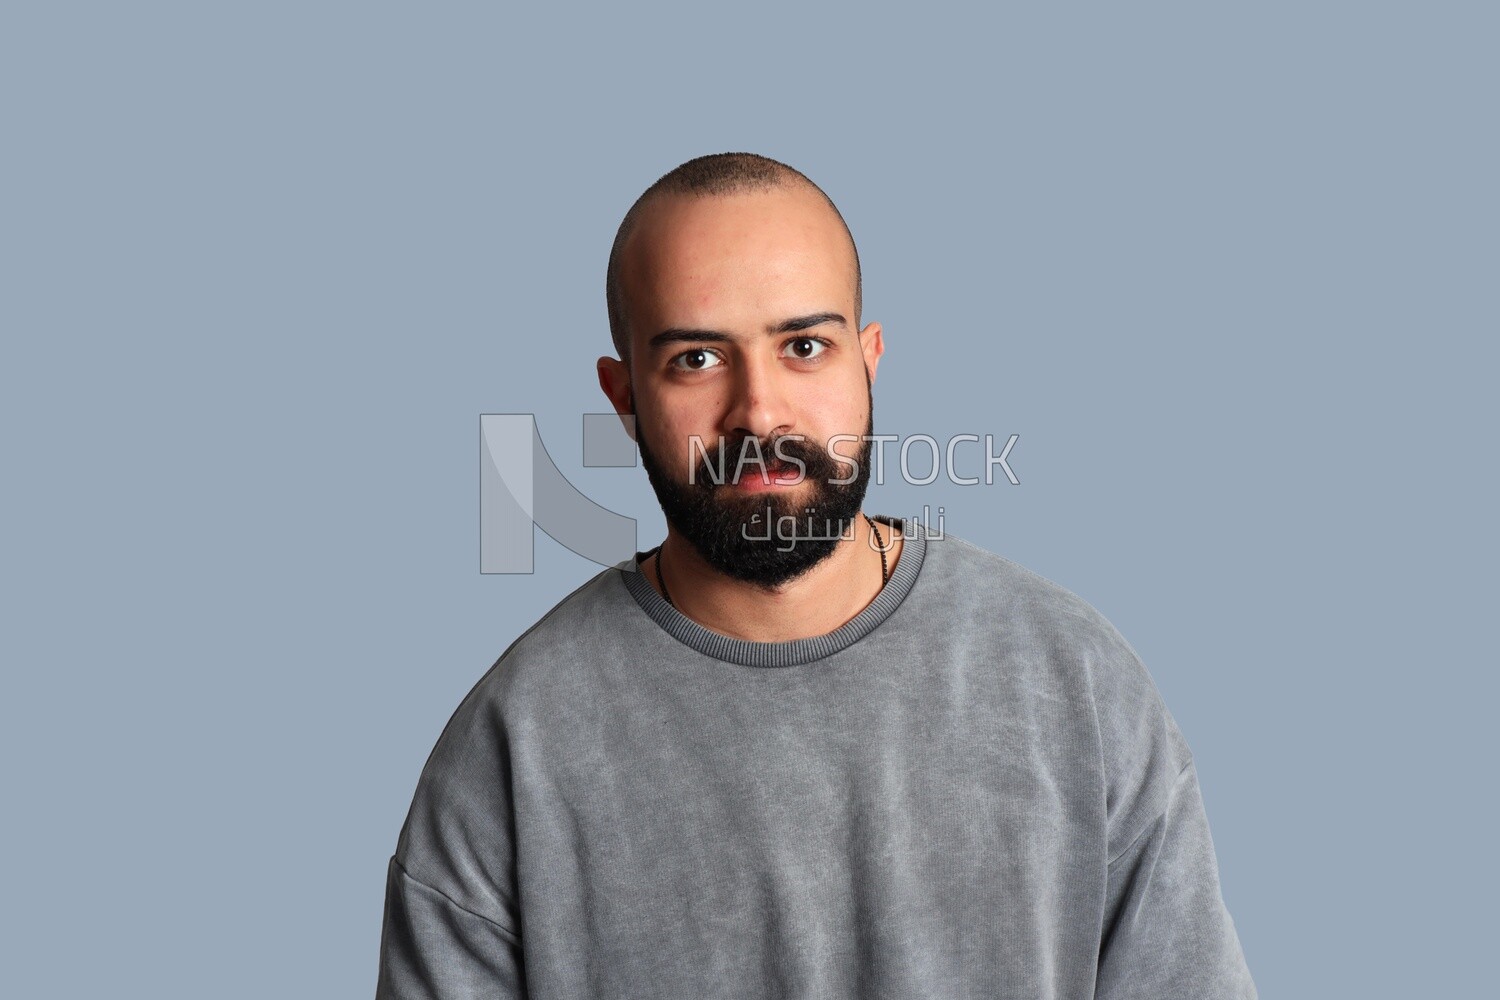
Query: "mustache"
687 434 854 488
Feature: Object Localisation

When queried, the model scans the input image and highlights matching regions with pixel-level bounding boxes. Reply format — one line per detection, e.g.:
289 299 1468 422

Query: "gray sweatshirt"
376 518 1256 998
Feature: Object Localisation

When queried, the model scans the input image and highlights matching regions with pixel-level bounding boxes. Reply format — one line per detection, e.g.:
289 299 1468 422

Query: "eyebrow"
647 312 848 351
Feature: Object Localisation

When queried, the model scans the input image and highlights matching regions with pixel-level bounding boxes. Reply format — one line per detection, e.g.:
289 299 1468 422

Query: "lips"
730 460 804 489
768 461 803 485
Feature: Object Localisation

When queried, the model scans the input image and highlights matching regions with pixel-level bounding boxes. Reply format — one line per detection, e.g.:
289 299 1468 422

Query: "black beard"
635 395 875 589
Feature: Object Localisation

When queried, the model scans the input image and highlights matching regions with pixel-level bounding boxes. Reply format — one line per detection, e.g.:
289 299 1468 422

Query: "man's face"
608 184 884 586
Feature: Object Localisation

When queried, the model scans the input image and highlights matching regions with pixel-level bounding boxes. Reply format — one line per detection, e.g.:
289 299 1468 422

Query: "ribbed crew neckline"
619 515 928 667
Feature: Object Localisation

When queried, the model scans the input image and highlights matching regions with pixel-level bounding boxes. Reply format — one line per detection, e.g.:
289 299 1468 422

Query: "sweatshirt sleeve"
376 855 526 999
1094 759 1256 999
1074 601 1256 998
376 667 526 998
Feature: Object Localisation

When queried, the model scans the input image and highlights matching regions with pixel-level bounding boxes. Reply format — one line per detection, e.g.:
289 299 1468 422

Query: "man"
376 152 1257 998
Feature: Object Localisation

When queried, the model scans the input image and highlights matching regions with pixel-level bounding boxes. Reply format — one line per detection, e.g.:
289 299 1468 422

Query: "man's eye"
784 337 829 361
671 349 724 372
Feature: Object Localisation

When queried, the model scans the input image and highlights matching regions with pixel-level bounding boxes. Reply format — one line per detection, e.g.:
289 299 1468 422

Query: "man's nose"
722 354 795 441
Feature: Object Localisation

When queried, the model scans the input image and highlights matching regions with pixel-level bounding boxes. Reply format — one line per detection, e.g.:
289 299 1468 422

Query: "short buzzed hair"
605 152 862 363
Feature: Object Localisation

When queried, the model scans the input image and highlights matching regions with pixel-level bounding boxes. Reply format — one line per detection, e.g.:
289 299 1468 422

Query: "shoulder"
919 529 1138 658
919 529 1194 855
404 563 634 807
435 564 637 740
393 564 634 918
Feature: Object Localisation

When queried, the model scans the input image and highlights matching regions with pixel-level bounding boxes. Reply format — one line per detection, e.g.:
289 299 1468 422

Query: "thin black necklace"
654 514 888 609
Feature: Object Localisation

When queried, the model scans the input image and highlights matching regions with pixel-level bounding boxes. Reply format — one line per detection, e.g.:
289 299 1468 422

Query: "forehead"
618 185 855 333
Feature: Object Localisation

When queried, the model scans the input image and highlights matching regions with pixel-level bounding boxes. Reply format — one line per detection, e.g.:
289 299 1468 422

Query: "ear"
858 321 885 384
596 356 637 441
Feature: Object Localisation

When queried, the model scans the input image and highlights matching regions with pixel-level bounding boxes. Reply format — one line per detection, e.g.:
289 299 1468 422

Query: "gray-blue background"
3 3 1493 996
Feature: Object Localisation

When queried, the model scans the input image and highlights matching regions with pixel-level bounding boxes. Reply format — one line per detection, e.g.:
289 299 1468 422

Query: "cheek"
646 411 717 473
650 388 723 434
801 379 870 438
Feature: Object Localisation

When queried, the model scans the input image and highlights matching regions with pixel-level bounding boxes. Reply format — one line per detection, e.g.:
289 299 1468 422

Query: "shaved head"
605 152 862 364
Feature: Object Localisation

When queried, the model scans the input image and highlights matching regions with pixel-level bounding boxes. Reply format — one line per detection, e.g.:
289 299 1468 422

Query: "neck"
650 514 902 643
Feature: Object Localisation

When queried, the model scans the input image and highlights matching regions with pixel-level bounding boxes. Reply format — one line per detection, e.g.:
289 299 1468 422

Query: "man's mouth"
730 460 805 490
